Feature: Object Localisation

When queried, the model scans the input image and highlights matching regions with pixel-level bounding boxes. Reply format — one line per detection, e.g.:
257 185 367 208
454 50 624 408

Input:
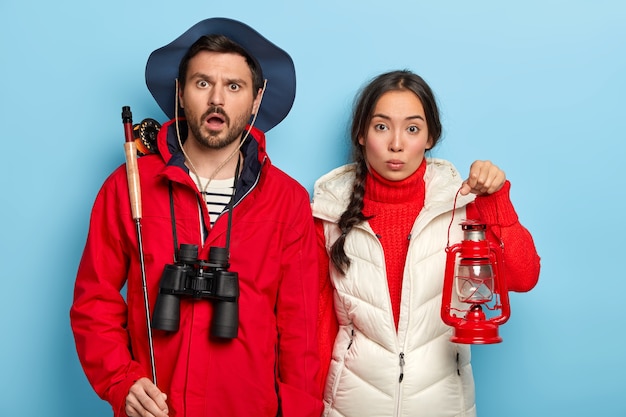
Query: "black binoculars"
152 244 239 338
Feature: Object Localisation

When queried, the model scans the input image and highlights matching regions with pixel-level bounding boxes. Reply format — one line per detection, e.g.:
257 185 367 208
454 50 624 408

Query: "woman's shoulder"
311 163 356 219
423 158 476 209
313 163 356 194
425 157 461 177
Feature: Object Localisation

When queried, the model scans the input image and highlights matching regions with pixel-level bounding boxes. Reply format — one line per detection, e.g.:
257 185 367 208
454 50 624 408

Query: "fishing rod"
121 105 157 385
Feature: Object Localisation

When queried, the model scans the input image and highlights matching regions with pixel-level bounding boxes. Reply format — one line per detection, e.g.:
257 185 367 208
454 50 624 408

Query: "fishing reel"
133 118 161 156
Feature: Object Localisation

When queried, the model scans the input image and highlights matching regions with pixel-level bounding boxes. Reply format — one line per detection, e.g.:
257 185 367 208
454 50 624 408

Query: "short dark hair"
177 34 264 96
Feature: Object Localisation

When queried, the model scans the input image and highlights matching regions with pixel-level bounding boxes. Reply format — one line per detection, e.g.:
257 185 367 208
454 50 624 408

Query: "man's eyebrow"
188 72 249 85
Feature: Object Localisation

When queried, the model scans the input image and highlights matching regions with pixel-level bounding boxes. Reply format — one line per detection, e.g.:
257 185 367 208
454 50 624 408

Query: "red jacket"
70 119 323 416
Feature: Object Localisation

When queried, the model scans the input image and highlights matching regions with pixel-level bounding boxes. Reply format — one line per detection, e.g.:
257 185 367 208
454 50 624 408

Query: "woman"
312 70 540 417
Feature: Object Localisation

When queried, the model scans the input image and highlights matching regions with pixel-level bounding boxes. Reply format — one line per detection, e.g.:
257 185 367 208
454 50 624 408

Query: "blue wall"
1 1 624 415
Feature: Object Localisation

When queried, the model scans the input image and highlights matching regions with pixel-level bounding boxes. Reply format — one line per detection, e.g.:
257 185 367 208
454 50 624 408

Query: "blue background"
1 1 624 415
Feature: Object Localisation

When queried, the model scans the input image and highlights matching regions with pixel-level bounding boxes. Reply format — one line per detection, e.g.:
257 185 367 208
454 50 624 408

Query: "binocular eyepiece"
152 244 239 338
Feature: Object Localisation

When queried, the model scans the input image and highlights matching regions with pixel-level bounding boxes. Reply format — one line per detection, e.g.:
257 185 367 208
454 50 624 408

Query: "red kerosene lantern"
441 220 510 344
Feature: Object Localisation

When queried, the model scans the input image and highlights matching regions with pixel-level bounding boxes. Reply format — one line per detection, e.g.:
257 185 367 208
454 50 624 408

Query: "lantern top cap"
461 220 486 231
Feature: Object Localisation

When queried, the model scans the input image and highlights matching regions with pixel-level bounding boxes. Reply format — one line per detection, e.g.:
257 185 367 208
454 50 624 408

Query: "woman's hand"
460 160 506 196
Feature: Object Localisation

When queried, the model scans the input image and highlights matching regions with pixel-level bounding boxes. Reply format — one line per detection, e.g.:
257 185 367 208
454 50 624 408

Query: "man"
70 18 322 417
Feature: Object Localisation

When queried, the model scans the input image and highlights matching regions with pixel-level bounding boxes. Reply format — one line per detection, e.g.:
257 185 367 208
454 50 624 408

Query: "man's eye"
229 84 240 91
197 80 209 88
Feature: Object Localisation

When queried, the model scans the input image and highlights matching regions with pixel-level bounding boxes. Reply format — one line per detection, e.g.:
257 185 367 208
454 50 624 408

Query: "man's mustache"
202 106 230 125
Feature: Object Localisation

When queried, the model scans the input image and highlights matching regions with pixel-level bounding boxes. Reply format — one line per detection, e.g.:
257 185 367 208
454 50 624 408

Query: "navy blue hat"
145 17 296 133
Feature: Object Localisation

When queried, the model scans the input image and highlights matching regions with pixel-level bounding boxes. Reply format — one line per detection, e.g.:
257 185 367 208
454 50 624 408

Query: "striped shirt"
196 176 234 226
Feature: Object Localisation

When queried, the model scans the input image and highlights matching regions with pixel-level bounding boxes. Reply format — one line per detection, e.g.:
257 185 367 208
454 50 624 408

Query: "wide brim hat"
145 17 296 133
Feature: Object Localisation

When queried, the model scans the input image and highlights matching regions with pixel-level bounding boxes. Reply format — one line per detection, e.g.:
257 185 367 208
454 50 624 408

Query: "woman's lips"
386 160 404 170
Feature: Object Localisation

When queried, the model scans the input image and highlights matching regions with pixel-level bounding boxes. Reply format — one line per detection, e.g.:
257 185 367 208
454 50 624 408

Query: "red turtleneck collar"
363 158 427 208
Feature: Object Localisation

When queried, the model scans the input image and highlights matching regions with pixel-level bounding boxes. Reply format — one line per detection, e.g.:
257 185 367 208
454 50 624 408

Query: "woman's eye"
374 123 388 131
408 126 419 133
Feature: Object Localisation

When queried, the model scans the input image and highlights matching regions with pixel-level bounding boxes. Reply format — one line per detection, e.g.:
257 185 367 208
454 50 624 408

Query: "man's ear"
177 78 184 108
251 86 264 115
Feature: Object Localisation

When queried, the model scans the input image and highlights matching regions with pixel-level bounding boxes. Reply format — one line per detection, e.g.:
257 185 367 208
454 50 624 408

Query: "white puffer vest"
312 159 478 417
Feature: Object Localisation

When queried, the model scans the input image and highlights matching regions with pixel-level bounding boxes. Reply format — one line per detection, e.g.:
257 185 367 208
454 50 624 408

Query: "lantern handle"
446 186 505 252
446 187 463 248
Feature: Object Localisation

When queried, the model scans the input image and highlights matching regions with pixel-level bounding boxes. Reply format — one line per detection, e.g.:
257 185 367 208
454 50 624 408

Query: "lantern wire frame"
446 187 506 318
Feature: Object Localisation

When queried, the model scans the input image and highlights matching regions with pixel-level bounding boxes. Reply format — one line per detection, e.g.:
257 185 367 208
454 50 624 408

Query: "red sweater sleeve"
466 181 541 292
315 218 338 393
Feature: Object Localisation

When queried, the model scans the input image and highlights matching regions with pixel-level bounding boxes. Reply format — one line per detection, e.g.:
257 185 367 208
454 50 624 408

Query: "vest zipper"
394 352 405 417
347 328 355 350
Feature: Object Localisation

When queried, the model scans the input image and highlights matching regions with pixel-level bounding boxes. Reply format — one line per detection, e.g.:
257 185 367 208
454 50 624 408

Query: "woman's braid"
330 158 371 274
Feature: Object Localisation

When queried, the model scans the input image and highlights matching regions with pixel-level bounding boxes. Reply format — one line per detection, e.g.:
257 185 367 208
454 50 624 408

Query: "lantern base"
450 305 503 344
450 321 502 344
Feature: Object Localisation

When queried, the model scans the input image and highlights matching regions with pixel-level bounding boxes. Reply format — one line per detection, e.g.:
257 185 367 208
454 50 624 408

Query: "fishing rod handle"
122 106 142 220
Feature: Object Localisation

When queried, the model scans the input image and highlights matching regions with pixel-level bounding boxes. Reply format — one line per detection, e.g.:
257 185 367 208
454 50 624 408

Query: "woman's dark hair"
330 70 442 274
177 34 265 97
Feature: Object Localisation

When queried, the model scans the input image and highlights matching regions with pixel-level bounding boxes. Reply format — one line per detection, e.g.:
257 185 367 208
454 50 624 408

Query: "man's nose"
208 86 225 106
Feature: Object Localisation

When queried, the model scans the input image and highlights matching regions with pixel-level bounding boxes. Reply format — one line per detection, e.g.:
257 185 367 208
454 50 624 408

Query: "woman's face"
359 90 432 181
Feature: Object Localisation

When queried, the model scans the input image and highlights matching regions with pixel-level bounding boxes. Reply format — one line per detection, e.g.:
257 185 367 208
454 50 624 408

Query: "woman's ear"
426 136 434 150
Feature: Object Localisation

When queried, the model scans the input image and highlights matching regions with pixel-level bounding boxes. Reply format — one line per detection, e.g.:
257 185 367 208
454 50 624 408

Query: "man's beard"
187 106 250 150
